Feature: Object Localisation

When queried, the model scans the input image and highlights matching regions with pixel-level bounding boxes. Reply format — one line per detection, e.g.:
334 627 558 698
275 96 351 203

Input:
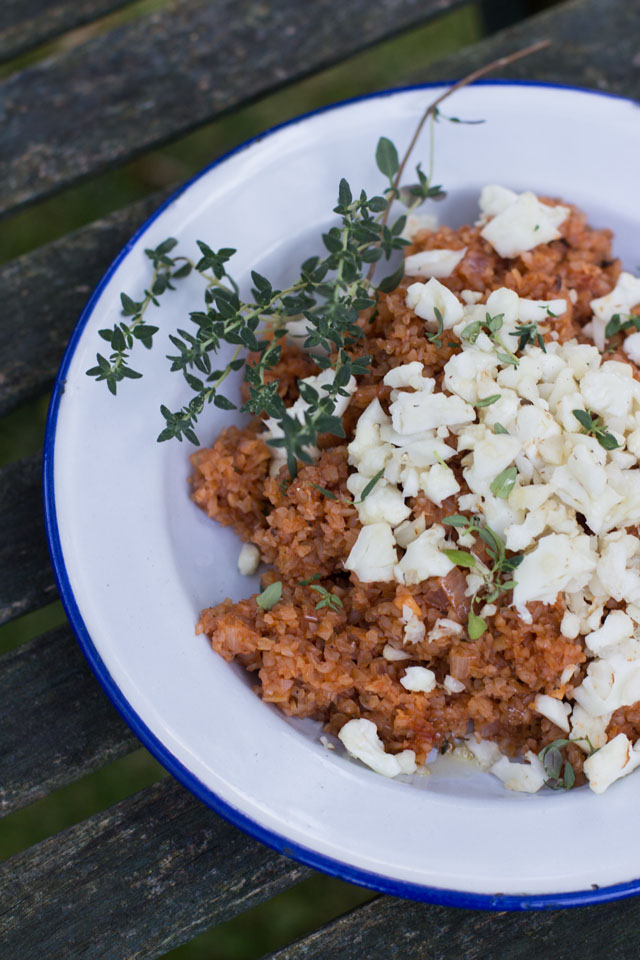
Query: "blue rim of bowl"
43 79 640 911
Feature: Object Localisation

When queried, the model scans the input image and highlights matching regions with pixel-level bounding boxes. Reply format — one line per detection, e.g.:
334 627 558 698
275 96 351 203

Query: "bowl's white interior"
52 84 640 899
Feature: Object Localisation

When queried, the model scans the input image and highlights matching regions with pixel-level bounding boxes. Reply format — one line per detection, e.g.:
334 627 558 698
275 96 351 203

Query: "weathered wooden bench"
1 0 640 956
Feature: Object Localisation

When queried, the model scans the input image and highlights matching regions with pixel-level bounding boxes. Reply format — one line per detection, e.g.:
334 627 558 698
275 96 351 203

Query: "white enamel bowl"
44 82 640 908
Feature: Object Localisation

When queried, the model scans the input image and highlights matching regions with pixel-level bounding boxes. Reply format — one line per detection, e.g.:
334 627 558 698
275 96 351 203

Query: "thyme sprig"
86 238 192 394
572 409 620 451
510 320 547 353
460 312 519 367
442 514 523 639
87 40 550 475
538 736 597 791
605 312 640 341
309 584 344 612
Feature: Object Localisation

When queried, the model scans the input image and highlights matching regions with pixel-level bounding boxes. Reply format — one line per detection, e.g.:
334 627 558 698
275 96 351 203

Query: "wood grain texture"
0 454 57 625
0 0 464 217
0 777 312 960
263 895 640 959
0 190 166 417
2 0 639 416
413 0 640 97
0 624 139 817
0 0 133 63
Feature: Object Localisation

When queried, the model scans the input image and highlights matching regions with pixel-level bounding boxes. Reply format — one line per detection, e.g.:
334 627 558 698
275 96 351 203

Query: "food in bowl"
192 183 640 795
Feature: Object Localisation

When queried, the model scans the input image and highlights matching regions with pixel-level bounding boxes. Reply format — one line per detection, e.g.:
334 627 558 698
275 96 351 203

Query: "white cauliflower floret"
480 191 569 258
404 248 467 279
338 719 416 778
405 277 464 329
513 533 597 622
344 523 398 583
583 733 640 794
394 525 454 585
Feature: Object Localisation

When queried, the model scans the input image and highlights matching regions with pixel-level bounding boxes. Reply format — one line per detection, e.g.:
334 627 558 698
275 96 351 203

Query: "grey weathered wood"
414 0 640 98
264 895 640 960
0 0 465 217
0 777 311 960
1 0 638 418
0 454 56 625
0 0 133 64
0 624 139 817
0 190 167 417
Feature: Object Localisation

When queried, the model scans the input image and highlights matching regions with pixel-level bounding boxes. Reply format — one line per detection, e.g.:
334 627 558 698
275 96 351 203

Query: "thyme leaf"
256 581 282 610
309 584 343 611
442 513 522 640
490 465 517 499
572 409 620 451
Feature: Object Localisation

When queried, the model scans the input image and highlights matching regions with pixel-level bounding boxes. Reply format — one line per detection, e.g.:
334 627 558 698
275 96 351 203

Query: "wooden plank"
0 777 312 960
0 0 133 64
0 624 139 817
264 895 640 960
414 0 640 97
0 454 57 626
2 0 640 416
0 191 166 418
0 0 465 217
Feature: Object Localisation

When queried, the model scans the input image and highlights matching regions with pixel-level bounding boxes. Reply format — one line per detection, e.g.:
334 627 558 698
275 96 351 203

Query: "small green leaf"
467 612 487 640
257 581 282 611
120 292 143 316
213 394 237 410
442 514 469 528
493 423 509 435
595 430 620 451
310 483 338 501
476 394 501 408
496 351 519 367
338 178 352 207
442 549 476 568
572 408 593 431
358 469 385 502
375 137 399 180
377 260 405 294
490 465 517 499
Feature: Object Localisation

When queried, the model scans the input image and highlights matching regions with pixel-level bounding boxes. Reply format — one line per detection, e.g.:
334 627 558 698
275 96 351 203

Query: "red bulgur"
192 202 640 774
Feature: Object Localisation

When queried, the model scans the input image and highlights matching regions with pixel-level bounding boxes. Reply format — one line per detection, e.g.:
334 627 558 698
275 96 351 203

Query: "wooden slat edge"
0 623 139 817
0 0 133 64
0 454 57 626
0 0 466 216
0 777 311 960
413 0 640 98
262 894 640 960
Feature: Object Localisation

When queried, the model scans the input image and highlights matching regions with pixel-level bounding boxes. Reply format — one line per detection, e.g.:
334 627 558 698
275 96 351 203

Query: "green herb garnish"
476 394 501 408
510 321 546 353
461 313 519 367
493 423 509 435
309 584 343 612
87 43 549 475
358 469 385 502
442 514 523 639
256 581 283 610
572 409 620 451
605 312 640 341
490 465 517 499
